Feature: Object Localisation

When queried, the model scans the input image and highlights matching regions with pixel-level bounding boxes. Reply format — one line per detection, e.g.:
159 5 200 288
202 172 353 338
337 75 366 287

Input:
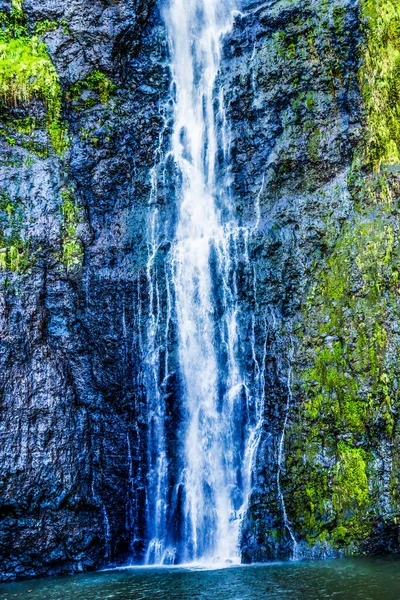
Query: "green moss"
0 7 68 154
332 7 346 35
60 188 83 271
3 116 36 135
306 128 321 161
67 70 116 109
34 19 70 37
286 0 400 554
290 193 399 544
305 91 315 110
259 5 356 193
0 3 27 40
333 443 369 510
0 115 51 156
359 0 400 169
34 20 59 36
0 191 31 271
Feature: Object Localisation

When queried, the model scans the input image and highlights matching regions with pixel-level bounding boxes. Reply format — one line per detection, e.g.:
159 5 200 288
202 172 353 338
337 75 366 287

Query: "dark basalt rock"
219 0 363 560
0 0 170 581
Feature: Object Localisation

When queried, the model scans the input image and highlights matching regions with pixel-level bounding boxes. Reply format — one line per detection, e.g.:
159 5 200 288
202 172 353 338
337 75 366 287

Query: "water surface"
1 557 400 599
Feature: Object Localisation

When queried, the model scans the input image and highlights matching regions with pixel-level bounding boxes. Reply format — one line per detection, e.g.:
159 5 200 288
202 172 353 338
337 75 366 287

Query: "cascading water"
167 0 242 564
143 0 265 566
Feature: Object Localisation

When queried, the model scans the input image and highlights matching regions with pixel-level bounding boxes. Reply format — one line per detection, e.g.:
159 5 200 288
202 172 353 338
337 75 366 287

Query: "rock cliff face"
0 0 170 579
0 0 399 582
232 0 400 561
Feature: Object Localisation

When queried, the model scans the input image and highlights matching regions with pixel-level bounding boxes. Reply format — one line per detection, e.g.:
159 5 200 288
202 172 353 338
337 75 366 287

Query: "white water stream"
167 0 243 564
144 0 265 566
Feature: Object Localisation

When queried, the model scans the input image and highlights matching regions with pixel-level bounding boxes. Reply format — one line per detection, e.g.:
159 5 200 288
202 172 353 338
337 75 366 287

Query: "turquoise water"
1 558 400 599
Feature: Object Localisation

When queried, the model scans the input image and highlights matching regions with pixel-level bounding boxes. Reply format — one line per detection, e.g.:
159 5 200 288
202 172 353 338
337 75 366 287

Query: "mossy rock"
0 4 68 154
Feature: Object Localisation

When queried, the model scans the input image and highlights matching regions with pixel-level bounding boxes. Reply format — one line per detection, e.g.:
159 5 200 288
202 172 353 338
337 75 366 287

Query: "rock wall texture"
0 0 399 582
233 0 400 562
0 0 170 580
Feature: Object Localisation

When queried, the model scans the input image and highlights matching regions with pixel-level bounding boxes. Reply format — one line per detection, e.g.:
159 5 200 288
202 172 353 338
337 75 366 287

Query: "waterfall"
143 0 264 566
167 0 241 564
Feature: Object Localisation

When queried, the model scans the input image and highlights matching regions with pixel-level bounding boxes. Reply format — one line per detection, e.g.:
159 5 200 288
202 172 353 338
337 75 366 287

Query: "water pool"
1 557 400 600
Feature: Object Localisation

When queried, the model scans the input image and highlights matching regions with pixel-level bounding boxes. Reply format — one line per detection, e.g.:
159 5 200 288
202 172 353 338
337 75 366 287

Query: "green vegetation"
256 0 356 191
288 194 399 549
286 0 400 554
67 70 116 109
333 443 369 512
0 184 85 274
359 0 400 169
34 19 70 37
0 4 68 154
0 192 31 271
60 188 83 270
34 20 59 36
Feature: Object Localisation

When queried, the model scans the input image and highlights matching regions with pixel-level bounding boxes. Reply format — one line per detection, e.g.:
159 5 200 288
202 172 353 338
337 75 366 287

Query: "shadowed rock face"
1 0 400 582
0 0 170 580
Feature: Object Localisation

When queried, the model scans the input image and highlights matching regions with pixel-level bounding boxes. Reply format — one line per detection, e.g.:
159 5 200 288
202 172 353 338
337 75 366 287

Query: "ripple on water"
1 558 400 600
